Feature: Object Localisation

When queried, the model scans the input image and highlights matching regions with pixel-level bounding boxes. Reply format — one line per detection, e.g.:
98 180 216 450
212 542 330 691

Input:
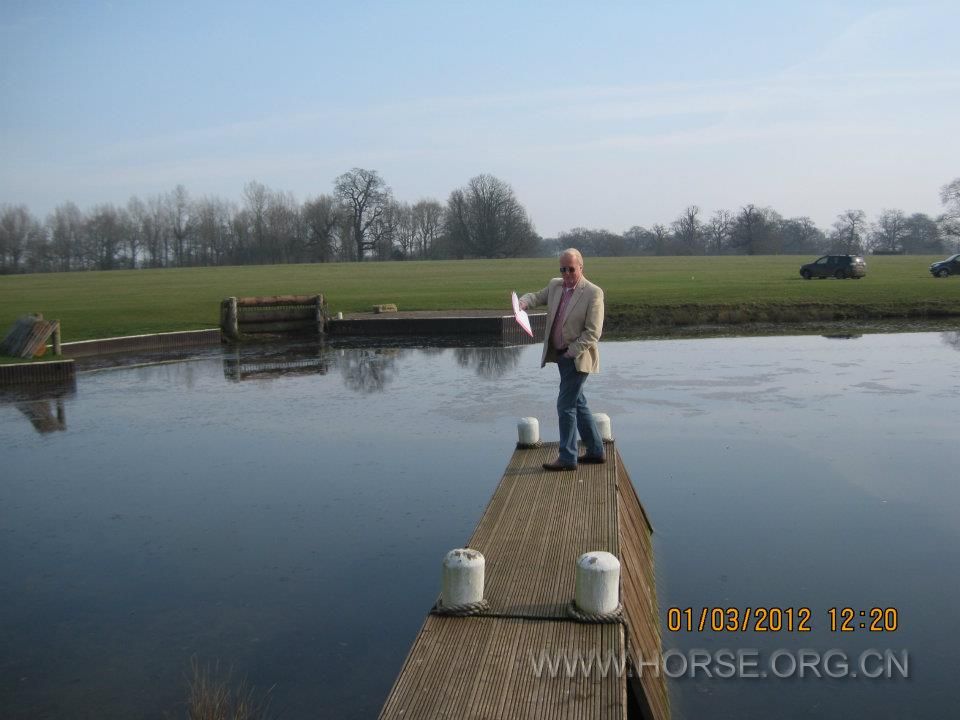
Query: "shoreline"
4 309 960 365
4 317 956 383
605 316 960 341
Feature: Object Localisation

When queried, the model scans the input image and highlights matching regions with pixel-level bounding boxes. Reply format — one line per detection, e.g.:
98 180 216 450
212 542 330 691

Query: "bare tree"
243 181 270 263
231 208 253 263
829 209 868 254
237 185 302 264
390 201 416 259
0 205 42 273
47 202 85 271
557 227 626 256
302 194 341 263
649 224 671 255
24 223 52 273
332 211 355 261
670 205 705 255
780 216 825 254
557 227 592 255
730 205 769 254
168 185 193 266
444 174 539 258
334 168 391 261
369 200 401 260
622 225 650 255
411 199 444 258
84 204 129 270
939 178 960 252
939 215 960 253
940 177 960 219
869 209 907 254
193 196 235 265
901 213 942 254
706 210 732 254
265 190 301 263
125 196 148 268
597 229 630 256
142 194 171 267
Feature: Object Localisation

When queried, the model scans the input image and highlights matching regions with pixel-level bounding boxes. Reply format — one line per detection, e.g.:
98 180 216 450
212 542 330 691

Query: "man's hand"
564 348 576 359
518 299 528 311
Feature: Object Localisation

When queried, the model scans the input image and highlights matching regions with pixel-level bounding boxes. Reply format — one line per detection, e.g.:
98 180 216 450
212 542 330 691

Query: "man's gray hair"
560 248 584 266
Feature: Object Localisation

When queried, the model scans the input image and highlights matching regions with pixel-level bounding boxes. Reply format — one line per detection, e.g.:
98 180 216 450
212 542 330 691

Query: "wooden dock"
379 442 668 720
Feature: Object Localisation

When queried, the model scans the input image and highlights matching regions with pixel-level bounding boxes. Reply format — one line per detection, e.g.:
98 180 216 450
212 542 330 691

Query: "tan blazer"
520 276 604 373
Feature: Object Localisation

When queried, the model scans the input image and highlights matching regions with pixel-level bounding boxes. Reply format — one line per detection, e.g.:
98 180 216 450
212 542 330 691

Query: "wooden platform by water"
379 442 669 720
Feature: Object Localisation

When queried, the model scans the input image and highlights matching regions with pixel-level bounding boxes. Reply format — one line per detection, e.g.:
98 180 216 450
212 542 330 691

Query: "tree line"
561 203 958 259
1 170 958 274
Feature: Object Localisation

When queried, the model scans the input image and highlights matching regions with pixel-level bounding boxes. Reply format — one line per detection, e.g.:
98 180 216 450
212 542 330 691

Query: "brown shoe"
542 461 577 472
578 454 606 464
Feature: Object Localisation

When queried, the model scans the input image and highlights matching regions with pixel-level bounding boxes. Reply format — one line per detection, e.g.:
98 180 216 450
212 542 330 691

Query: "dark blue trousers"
556 355 604 464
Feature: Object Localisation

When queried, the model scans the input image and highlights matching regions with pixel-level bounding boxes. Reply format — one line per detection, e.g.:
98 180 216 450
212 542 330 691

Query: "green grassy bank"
1 256 958 344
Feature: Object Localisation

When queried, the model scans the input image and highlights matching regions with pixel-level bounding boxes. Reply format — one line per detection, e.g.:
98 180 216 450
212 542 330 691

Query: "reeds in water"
186 658 273 720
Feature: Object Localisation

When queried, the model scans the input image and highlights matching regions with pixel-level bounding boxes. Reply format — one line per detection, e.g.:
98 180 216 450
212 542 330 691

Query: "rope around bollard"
566 600 624 624
431 599 491 617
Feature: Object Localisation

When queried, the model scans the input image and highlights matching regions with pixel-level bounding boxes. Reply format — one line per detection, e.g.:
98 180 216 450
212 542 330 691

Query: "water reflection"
223 346 330 382
338 347 403 393
0 378 75 434
1 344 528 435
941 330 960 351
15 398 67 433
454 346 522 379
219 343 522 391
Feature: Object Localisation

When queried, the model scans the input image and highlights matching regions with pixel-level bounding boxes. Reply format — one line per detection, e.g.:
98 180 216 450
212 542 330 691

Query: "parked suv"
930 254 960 278
799 255 866 279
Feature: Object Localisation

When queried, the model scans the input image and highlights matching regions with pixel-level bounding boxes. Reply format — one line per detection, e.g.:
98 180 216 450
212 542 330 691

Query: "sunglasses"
559 266 579 273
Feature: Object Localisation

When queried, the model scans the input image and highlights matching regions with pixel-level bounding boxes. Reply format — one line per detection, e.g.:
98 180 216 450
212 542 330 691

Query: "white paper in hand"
511 291 533 337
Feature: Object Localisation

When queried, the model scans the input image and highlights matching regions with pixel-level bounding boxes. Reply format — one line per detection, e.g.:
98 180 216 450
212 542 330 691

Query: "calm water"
2 332 959 719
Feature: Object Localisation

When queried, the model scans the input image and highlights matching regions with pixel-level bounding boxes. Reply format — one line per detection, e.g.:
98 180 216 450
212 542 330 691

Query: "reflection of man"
519 248 605 471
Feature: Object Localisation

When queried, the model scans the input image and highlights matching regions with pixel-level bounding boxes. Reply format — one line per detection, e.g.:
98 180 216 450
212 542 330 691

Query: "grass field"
1 255 959 344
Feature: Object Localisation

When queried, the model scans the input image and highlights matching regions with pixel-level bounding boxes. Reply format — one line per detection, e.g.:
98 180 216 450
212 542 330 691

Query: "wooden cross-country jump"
220 294 326 340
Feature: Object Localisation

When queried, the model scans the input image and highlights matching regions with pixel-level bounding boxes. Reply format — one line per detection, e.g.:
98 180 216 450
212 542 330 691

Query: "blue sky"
1 0 958 236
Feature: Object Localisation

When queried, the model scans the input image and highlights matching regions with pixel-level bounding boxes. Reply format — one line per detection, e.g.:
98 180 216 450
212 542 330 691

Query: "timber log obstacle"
379 418 669 720
220 294 327 341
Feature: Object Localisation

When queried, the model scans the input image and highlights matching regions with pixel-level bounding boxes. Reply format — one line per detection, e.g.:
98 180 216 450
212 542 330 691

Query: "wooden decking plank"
379 618 625 719
466 443 619 617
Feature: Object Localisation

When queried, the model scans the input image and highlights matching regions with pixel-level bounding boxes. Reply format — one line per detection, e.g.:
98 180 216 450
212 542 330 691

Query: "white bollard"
517 417 540 446
336 311 344 320
593 413 612 441
441 548 485 607
574 551 620 615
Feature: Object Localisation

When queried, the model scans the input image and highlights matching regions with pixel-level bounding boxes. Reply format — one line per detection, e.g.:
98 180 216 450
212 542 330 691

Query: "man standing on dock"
518 248 605 471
